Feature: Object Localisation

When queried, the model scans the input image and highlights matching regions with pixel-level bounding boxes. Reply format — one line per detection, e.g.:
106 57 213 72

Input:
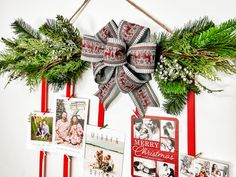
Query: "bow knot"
81 20 159 117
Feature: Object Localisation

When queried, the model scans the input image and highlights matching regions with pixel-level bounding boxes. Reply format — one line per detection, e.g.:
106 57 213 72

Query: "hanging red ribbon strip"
63 155 71 177
98 100 105 127
39 151 46 177
41 77 48 113
64 81 73 177
39 78 48 177
187 90 196 156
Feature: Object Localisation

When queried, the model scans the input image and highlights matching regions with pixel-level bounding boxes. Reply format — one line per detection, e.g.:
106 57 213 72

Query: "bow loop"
118 20 150 46
103 38 127 67
127 43 156 73
96 20 118 44
81 20 159 117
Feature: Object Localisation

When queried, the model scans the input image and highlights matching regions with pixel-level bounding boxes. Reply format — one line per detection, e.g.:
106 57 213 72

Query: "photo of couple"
90 149 114 173
133 158 175 177
161 121 175 139
133 157 156 177
55 98 89 151
31 114 53 142
157 162 175 177
133 118 160 141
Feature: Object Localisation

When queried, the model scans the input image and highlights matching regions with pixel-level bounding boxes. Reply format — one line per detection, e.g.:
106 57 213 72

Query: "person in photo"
134 118 143 138
36 121 43 137
158 163 174 177
180 156 194 176
102 154 114 173
163 122 175 138
133 161 156 176
41 120 50 140
215 170 221 177
196 167 208 177
161 138 175 152
142 119 160 141
65 115 83 146
55 111 70 143
211 164 219 177
90 150 104 169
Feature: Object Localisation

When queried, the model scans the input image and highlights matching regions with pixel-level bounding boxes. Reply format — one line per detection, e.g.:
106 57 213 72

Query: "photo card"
180 154 229 177
29 112 54 150
180 155 195 177
131 115 179 177
84 125 125 177
195 157 229 177
54 97 89 156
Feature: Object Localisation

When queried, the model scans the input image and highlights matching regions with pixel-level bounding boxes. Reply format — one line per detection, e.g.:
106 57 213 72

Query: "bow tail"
95 77 120 110
129 83 160 117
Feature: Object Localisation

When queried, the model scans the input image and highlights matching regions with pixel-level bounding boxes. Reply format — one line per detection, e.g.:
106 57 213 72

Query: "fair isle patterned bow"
81 20 159 117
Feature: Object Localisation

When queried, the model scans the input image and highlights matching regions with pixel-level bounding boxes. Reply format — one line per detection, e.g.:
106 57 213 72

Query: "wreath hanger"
69 0 172 33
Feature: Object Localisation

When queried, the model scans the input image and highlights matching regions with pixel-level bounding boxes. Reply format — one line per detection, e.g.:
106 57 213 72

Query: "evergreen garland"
0 15 88 89
1 16 236 115
154 17 236 115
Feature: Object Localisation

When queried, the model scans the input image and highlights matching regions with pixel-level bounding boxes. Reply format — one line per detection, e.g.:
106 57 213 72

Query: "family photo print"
30 112 54 148
54 97 89 156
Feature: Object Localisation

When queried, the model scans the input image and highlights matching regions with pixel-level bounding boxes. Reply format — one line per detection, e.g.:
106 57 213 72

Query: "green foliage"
155 17 236 115
0 15 88 89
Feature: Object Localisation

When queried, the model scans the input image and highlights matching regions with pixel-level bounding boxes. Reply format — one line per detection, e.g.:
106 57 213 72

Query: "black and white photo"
133 117 160 141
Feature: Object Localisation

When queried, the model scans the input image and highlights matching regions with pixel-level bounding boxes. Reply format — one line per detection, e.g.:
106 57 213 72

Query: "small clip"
193 152 203 160
65 154 72 160
67 95 74 101
190 152 203 163
100 124 108 129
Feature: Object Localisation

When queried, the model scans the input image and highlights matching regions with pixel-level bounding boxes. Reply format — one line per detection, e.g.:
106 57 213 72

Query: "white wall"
0 0 235 176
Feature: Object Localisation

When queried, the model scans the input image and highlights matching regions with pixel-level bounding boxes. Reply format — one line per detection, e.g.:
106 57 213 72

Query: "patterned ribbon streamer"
81 20 159 116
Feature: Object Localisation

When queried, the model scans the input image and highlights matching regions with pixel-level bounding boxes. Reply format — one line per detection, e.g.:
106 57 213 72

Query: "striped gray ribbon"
81 20 159 117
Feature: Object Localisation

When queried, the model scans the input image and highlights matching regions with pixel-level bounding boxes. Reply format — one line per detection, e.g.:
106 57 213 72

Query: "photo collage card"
180 155 229 177
84 125 125 177
131 115 179 177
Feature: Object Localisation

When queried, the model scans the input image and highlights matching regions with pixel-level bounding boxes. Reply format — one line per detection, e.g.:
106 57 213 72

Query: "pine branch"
11 19 41 39
1 38 18 48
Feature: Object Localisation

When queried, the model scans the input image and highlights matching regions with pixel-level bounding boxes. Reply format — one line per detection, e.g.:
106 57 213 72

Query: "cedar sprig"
0 15 88 89
154 17 236 115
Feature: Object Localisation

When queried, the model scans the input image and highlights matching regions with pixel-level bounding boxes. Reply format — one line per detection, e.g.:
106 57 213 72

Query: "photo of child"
31 113 53 142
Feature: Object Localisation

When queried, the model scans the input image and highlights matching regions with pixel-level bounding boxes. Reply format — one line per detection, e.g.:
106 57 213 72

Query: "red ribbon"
64 81 73 177
39 78 48 177
187 90 196 156
63 155 71 177
41 77 48 113
98 100 105 127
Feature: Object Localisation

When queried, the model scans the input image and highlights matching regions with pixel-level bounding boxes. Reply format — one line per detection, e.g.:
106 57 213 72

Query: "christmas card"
180 155 229 177
84 125 125 177
131 115 179 177
54 97 89 156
